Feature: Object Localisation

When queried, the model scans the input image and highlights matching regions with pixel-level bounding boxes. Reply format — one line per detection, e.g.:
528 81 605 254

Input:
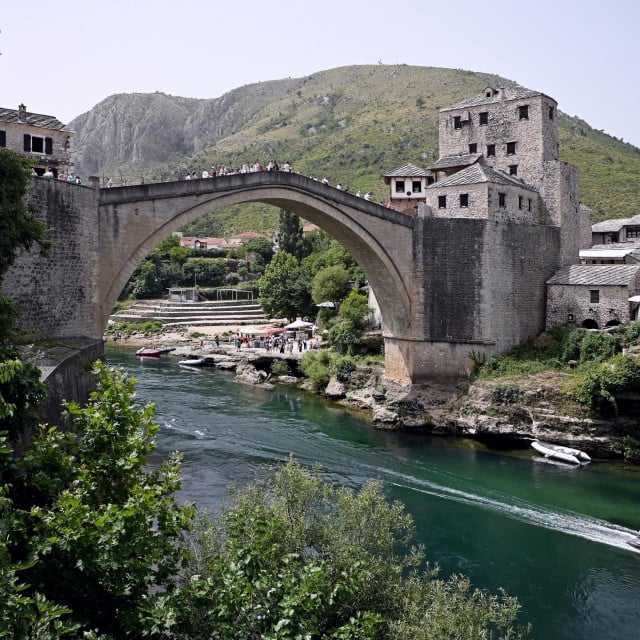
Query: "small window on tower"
469 143 477 154
518 105 529 120
438 195 447 209
509 165 518 175
518 195 523 209
548 106 554 120
479 112 489 125
454 116 462 129
507 141 517 155
487 144 496 157
528 198 532 212
498 192 506 208
459 193 469 208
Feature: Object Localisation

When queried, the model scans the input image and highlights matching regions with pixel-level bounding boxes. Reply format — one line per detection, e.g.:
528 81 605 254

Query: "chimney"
18 104 27 120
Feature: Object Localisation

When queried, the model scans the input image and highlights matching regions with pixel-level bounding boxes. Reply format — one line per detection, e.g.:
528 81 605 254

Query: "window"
518 105 529 120
453 116 462 129
411 180 422 193
527 198 532 212
459 193 469 208
518 195 523 210
23 134 53 154
469 143 477 154
626 227 640 239
590 290 600 304
506 141 517 155
395 180 405 193
498 192 506 208
0 130 5 147
479 111 489 125
548 106 554 120
509 165 518 175
487 144 496 157
438 195 447 209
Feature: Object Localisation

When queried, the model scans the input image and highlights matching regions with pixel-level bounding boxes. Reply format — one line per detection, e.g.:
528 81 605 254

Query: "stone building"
591 214 640 245
383 163 431 214
580 244 640 265
0 104 74 177
422 85 590 266
546 265 640 328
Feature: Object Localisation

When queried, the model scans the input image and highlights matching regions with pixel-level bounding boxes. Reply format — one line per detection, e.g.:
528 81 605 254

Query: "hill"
70 64 640 235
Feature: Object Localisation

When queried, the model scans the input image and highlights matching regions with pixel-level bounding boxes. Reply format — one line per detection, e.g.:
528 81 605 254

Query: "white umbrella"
284 319 315 330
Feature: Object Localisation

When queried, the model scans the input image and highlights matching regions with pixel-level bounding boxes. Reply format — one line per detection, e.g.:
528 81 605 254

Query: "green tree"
161 458 526 640
0 149 50 280
311 264 351 307
259 251 313 320
243 236 275 267
339 288 370 326
277 209 306 261
6 363 194 637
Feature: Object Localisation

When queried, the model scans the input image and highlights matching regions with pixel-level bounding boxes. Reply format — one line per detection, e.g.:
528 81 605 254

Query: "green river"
108 347 640 639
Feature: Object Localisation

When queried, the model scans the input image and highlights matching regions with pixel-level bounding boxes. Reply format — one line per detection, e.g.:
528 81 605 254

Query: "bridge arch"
98 173 418 344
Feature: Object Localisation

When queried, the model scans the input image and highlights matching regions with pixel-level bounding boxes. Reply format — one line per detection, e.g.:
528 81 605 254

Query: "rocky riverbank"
115 326 639 462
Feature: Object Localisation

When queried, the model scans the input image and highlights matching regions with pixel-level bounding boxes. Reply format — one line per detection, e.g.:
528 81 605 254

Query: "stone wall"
1 178 100 340
403 217 561 379
547 283 638 329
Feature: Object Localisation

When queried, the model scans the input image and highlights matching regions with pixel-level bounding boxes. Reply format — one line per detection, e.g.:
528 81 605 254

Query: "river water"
107 347 640 640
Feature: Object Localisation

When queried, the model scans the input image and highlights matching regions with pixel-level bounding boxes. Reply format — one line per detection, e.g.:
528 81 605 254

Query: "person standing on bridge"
364 192 372 201
281 161 292 172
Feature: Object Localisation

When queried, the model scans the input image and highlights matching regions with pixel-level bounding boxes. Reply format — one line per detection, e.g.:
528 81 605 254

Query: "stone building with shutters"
0 104 74 177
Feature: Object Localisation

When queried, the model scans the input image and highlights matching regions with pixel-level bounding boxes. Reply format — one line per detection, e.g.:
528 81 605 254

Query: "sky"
2 0 639 147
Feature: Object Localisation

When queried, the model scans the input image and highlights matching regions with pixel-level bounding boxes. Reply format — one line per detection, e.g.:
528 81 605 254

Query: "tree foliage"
259 250 313 320
0 149 50 280
157 457 527 640
311 264 350 306
277 209 307 261
1 363 194 638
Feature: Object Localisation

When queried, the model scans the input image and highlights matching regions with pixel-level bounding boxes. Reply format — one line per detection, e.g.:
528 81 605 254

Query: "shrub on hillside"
575 354 640 413
579 331 620 363
300 349 333 390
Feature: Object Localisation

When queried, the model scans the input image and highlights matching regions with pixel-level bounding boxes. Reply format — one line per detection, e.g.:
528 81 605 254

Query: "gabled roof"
591 214 640 233
440 86 551 113
428 162 536 191
0 106 69 131
546 264 640 286
384 163 428 178
428 153 481 171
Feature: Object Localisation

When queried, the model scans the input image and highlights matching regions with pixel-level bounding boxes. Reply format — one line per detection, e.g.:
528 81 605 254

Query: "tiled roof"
384 163 429 178
591 214 640 233
588 242 640 251
428 153 481 171
547 264 640 286
440 86 547 112
428 163 535 190
0 106 68 131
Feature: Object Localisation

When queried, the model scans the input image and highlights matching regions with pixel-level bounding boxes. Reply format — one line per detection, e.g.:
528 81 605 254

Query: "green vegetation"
476 323 640 419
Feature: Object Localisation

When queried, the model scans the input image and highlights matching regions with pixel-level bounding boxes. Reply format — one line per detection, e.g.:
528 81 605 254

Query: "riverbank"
111 324 638 461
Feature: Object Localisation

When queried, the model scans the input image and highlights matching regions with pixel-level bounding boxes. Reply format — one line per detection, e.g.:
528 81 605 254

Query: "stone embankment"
125 331 636 461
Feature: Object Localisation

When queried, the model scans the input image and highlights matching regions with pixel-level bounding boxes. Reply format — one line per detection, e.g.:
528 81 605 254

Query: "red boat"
136 348 161 358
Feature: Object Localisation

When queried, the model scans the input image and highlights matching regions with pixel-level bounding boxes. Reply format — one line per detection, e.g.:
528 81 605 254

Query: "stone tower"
429 86 591 264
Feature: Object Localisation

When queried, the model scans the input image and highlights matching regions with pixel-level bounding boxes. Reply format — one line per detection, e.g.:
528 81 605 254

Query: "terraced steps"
111 298 268 328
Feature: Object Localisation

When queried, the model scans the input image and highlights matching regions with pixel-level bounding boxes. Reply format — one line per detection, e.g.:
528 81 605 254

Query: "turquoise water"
108 348 640 639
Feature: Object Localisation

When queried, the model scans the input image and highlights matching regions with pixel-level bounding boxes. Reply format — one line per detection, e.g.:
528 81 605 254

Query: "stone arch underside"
98 185 416 342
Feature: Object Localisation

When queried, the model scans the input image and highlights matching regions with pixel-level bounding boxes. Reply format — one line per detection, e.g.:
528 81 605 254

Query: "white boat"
531 440 591 465
178 357 207 367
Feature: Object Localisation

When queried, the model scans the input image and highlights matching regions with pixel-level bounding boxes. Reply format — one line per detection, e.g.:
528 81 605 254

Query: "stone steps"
111 298 268 327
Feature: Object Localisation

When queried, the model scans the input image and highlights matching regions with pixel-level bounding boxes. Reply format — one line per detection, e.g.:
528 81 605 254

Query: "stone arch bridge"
4 172 561 385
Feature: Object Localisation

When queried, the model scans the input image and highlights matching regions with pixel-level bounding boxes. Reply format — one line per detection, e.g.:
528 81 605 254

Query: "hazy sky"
2 0 639 146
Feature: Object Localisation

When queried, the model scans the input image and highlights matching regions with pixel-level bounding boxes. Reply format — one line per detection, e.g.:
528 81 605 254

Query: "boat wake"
377 469 639 553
